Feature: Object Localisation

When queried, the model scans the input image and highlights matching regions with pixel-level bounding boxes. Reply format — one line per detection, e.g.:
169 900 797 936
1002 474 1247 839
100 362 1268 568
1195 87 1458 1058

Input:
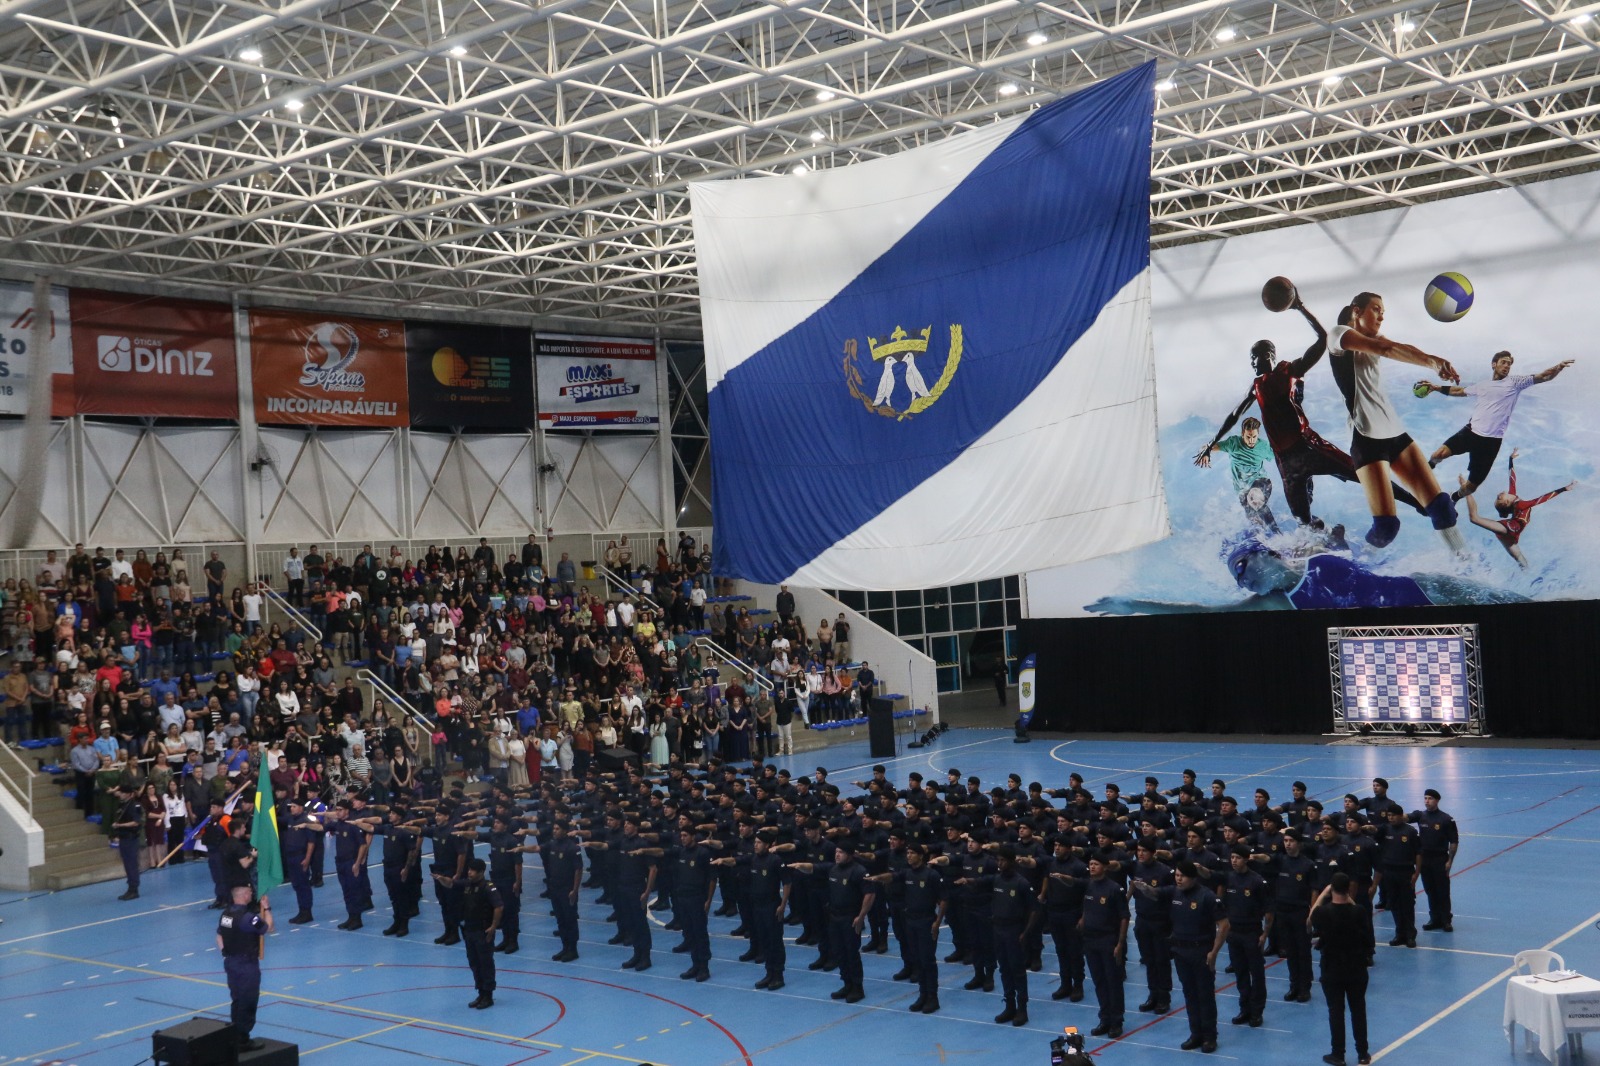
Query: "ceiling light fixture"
815 89 836 101
809 129 825 142
1026 31 1048 46
791 163 809 174
239 46 262 62
284 97 303 111
1571 12 1594 24
1399 19 1417 32
1156 78 1176 93
998 82 1019 96
1216 26 1238 42
449 44 467 57
1322 74 1343 87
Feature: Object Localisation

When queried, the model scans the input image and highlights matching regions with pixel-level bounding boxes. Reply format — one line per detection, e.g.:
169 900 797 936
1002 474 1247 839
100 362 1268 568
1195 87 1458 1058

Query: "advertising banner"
69 289 237 418
405 321 534 428
1026 168 1600 616
534 332 659 430
251 309 408 426
0 281 74 417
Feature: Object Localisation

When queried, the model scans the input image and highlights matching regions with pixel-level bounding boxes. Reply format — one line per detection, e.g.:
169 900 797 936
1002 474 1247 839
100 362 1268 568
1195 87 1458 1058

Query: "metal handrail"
595 563 663 615
355 667 435 734
261 585 324 644
694 636 775 693
0 739 34 818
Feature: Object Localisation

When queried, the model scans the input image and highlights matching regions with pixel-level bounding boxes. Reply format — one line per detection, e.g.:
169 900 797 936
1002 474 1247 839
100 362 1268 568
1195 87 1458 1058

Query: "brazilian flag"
250 759 285 896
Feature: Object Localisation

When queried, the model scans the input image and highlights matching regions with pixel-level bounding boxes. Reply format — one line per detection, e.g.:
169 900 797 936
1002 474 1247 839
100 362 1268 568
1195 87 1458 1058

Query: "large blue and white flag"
691 62 1168 589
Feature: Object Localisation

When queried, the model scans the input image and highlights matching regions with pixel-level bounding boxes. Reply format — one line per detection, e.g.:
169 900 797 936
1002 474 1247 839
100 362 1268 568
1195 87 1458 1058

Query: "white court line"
0 898 213 946
1370 905 1600 1061
823 733 1015 777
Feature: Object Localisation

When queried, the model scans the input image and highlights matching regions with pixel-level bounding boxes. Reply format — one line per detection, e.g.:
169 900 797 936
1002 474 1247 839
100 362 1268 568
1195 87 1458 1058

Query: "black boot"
995 1004 1018 1024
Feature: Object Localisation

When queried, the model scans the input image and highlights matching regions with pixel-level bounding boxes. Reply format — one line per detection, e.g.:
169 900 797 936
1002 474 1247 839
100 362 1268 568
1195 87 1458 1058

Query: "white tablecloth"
1503 974 1600 1062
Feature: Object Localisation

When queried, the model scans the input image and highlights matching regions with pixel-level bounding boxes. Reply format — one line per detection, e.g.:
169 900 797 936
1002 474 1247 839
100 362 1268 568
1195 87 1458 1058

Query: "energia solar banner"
690 62 1167 589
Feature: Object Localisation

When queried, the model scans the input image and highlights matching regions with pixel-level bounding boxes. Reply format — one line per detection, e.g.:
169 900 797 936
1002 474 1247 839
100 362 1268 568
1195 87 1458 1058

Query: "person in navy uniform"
363 806 422 936
1268 828 1316 1002
110 784 144 900
544 820 585 962
665 827 718 981
1373 807 1420 947
217 883 274 1050
1080 853 1129 1038
987 845 1041 1027
722 831 793 990
1312 872 1372 1066
1135 859 1227 1053
1128 837 1174 1014
1041 835 1088 1003
280 798 319 924
875 841 946 1013
482 811 535 954
451 858 503 1008
1407 789 1458 933
612 814 658 971
426 807 467 945
790 840 877 1003
326 801 373 930
1218 844 1270 1027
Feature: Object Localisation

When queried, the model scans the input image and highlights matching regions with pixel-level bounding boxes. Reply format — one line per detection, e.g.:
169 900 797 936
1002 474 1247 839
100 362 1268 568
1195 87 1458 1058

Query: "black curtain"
1017 599 1600 739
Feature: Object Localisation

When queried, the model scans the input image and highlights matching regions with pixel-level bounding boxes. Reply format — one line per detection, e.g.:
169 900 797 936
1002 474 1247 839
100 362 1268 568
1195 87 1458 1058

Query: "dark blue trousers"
1085 934 1125 1029
117 836 141 891
1173 942 1218 1042
224 953 261 1038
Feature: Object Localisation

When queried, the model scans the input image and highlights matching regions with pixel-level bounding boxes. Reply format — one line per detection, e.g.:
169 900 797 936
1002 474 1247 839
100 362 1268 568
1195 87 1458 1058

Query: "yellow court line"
303 1021 411 1055
20 949 671 1066
2 1042 80 1066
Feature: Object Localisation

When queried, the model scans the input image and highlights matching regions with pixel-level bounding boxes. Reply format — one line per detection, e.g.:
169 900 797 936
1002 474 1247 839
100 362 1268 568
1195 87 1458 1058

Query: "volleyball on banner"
533 332 660 429
691 62 1168 590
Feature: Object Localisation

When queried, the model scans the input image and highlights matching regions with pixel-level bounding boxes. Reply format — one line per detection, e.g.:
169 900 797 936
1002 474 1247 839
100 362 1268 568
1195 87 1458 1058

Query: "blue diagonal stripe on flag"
692 62 1168 589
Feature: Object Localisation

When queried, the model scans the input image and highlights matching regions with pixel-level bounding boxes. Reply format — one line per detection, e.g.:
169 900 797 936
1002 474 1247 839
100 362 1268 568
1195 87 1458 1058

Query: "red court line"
1448 800 1600 879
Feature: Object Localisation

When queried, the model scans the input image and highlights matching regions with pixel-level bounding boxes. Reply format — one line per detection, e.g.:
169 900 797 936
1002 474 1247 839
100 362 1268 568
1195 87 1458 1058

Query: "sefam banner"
69 289 238 418
0 280 73 417
533 332 659 429
690 62 1167 590
251 309 409 426
406 321 534 428
1026 166 1600 616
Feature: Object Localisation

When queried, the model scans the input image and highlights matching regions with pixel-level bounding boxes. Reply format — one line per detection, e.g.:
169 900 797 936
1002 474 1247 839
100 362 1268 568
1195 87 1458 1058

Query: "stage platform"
4 728 1597 1065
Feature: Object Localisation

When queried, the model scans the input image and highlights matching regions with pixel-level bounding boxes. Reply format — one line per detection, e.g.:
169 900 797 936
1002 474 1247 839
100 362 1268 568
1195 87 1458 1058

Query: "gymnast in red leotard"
1459 449 1575 568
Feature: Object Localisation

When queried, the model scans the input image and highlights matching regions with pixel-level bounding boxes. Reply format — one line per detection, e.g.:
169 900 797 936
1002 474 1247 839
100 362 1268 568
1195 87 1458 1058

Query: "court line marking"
823 734 1017 777
303 1020 411 1056
1370 905 1600 1062
0 898 216 946
15 949 663 1066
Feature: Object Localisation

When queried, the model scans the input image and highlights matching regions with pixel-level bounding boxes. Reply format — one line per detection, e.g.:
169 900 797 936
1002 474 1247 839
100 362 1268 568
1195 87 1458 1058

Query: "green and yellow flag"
250 758 284 896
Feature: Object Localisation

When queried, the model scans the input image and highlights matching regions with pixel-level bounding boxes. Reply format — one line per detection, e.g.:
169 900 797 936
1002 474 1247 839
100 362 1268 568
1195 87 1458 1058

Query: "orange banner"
249 309 408 426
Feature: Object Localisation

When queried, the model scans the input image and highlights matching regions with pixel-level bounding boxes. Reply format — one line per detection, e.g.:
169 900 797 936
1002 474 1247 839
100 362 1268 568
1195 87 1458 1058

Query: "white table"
1504 973 1600 1062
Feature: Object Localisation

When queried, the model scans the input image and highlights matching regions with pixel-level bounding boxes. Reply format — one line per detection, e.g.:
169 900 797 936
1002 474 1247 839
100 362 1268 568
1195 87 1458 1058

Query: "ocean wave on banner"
1043 398 1596 616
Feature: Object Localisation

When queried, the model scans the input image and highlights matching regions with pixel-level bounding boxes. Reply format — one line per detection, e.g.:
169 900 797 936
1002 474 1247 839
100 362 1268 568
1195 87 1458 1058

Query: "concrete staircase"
28 770 128 891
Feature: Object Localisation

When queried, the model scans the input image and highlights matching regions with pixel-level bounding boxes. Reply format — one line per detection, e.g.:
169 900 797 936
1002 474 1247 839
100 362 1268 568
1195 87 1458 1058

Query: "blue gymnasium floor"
4 729 1600 1066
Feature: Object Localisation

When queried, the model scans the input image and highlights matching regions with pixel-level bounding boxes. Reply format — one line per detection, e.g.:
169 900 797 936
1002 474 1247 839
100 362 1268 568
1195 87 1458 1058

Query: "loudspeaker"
152 1018 237 1066
239 1038 299 1066
595 746 642 774
867 698 896 759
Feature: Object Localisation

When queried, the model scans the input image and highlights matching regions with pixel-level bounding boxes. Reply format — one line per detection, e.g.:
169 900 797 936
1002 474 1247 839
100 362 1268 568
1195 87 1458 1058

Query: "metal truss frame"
1327 623 1486 737
5 0 1600 331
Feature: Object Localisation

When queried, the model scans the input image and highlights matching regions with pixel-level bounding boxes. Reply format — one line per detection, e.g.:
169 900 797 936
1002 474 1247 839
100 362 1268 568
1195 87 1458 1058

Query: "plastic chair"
1513 949 1566 975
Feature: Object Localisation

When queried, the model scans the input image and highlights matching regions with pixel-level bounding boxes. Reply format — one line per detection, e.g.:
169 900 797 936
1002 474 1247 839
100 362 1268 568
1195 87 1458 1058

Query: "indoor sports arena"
3 3 1599 1065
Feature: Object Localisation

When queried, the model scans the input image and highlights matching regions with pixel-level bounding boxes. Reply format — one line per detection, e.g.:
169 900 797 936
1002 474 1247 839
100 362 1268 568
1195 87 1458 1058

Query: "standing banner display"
250 309 409 426
405 321 535 428
533 332 659 429
1017 652 1038 727
0 280 74 417
69 289 238 419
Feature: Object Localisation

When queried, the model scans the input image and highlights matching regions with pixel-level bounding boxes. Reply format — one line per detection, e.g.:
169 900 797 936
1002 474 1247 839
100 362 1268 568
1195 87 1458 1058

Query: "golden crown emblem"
867 325 932 362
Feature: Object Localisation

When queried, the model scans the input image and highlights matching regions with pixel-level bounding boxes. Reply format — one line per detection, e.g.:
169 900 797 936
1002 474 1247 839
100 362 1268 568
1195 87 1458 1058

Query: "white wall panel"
257 427 404 544
545 434 663 534
81 423 244 546
410 431 540 540
0 419 74 548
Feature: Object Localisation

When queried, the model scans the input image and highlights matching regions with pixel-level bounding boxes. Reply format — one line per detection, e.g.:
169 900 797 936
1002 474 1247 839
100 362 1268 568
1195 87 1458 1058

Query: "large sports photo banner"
1026 168 1600 616
250 309 409 426
533 332 659 429
69 289 238 418
406 321 534 429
